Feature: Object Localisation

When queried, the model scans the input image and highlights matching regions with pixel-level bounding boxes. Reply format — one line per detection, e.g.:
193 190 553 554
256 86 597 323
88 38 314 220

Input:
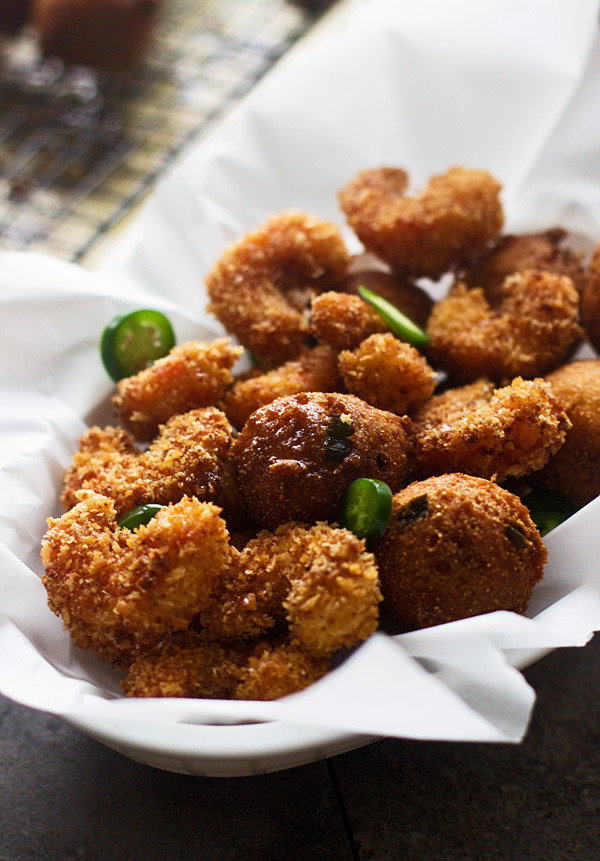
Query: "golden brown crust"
339 166 504 279
232 392 412 530
61 407 238 520
310 291 387 351
221 345 340 430
41 493 231 667
375 474 546 629
426 270 583 382
461 229 587 303
412 376 571 481
205 211 350 363
580 242 600 353
114 339 243 442
121 630 329 700
338 332 437 415
535 359 600 506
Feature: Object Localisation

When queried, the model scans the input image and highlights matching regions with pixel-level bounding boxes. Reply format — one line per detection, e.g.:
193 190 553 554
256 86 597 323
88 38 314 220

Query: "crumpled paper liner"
1 0 600 748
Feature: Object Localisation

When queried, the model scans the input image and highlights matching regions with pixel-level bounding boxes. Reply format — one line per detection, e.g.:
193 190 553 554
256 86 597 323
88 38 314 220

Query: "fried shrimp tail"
205 211 350 363
339 166 504 279
41 493 231 667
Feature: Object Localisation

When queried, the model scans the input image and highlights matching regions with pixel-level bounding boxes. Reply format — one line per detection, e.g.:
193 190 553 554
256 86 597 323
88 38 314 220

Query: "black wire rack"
0 0 328 261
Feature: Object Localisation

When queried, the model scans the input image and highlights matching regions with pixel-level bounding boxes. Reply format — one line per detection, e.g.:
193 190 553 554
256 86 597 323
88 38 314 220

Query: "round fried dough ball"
375 473 546 629
534 359 600 507
232 392 412 530
32 0 161 71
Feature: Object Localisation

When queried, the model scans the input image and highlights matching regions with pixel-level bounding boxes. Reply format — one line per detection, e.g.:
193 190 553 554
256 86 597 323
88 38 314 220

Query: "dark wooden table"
2 636 599 860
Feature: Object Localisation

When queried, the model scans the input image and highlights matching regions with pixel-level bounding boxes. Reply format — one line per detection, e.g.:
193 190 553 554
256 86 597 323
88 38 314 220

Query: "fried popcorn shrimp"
375 473 546 629
114 338 243 442
201 522 382 657
412 376 570 481
41 493 231 667
580 242 600 354
534 359 600 507
426 270 583 383
61 407 238 520
221 345 340 430
232 392 412 530
461 228 587 304
205 211 350 363
338 332 437 415
121 630 329 700
310 291 387 351
338 167 504 279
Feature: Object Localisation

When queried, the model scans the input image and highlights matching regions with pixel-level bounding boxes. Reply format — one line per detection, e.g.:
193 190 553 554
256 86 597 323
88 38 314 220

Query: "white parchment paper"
2 0 600 748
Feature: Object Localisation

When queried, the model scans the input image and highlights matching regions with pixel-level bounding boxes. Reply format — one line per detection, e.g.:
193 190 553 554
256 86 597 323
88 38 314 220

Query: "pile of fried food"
41 165 600 701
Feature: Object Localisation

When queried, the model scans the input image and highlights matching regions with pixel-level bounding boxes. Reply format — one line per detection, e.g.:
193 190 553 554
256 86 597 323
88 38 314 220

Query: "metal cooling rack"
0 0 330 261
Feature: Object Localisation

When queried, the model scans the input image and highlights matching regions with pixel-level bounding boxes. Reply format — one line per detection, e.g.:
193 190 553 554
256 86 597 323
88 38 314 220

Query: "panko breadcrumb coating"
412 376 571 481
461 228 587 304
534 359 600 507
339 167 504 279
201 522 382 657
338 332 437 415
61 407 238 521
114 338 243 441
232 391 412 530
375 474 546 629
41 493 231 667
426 270 583 383
310 291 388 351
121 630 329 700
221 345 340 430
205 211 350 363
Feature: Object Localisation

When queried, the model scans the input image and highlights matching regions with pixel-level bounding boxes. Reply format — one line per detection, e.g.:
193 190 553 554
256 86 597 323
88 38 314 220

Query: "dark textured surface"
1 637 599 860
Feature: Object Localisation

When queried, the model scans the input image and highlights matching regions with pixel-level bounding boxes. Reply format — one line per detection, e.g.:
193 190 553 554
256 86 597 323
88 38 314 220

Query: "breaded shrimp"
205 211 350 363
426 270 583 382
121 630 329 700
232 392 412 530
411 376 570 481
114 338 243 442
61 407 239 521
41 493 231 667
461 228 587 304
310 291 388 351
200 522 382 658
338 332 437 415
339 167 504 279
221 345 340 430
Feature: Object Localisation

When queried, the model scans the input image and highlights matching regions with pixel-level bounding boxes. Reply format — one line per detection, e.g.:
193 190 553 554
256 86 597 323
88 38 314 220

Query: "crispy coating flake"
461 228 587 303
375 474 546 629
338 166 504 279
412 376 571 481
61 407 238 520
114 338 243 442
426 270 583 382
205 211 350 363
232 392 412 530
41 493 231 667
121 630 329 700
338 332 437 415
200 522 382 657
221 345 340 430
310 291 388 351
535 359 600 507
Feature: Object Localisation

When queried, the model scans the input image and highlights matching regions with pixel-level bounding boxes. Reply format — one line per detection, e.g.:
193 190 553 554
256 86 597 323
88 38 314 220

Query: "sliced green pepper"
100 309 175 382
358 285 429 347
340 478 393 544
118 503 163 531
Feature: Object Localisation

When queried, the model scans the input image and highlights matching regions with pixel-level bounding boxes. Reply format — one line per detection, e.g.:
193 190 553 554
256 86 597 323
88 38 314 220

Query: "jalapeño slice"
340 478 393 544
118 503 163 531
358 285 429 347
101 309 175 381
